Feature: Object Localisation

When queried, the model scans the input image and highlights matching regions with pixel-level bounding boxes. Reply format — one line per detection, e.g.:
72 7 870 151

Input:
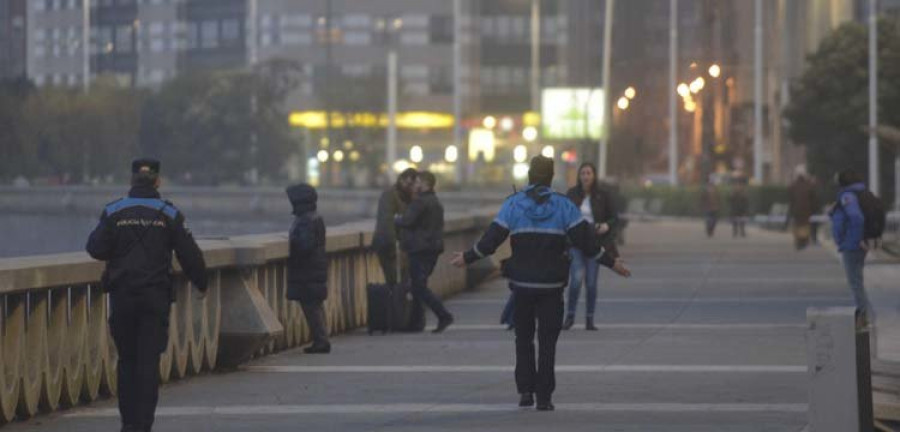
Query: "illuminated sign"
468 128 495 162
288 111 454 130
540 88 605 140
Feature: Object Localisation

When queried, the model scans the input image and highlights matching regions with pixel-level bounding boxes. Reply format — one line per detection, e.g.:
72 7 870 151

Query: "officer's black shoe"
585 317 598 331
562 315 575 330
433 314 454 333
536 401 555 411
518 393 535 407
303 343 331 354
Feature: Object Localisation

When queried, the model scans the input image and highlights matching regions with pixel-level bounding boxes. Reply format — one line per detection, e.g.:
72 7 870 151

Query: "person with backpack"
286 183 331 353
829 169 886 326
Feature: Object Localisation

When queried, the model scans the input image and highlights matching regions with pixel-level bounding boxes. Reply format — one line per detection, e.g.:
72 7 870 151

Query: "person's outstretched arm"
563 201 631 278
451 200 512 267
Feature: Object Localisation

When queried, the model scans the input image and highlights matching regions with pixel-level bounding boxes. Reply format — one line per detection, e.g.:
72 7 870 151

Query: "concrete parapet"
0 208 498 424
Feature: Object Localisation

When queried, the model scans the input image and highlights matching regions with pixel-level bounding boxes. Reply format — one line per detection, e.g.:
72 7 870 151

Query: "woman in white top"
563 163 619 330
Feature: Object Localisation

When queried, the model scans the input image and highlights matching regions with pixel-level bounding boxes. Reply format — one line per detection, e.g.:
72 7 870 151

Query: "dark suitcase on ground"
367 282 419 334
367 283 393 334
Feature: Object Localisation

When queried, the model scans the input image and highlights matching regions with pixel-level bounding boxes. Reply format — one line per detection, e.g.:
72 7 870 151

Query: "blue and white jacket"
463 184 615 290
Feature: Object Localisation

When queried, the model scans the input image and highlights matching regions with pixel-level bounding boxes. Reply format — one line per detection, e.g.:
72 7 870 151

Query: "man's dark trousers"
109 286 171 431
513 285 564 402
408 252 450 322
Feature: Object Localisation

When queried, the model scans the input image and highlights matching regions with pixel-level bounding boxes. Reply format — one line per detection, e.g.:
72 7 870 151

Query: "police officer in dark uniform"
86 159 207 432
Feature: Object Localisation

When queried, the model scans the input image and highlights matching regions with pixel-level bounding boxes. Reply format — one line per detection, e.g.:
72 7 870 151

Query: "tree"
140 59 302 185
785 17 900 204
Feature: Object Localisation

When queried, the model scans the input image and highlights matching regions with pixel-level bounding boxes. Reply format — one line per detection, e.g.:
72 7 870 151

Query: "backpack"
840 190 887 240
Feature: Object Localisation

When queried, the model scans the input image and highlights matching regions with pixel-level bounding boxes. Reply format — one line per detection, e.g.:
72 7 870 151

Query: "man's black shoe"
303 343 331 354
562 315 575 330
585 317 598 331
519 393 535 407
433 315 454 333
536 401 555 411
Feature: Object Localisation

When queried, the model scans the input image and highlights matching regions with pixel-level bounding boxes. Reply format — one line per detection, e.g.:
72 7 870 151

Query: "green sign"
541 88 606 140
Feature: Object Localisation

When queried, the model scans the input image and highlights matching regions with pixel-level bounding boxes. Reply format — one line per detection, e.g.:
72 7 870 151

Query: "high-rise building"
0 0 27 81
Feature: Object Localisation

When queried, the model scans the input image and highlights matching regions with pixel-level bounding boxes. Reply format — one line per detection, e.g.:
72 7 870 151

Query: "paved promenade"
7 220 852 431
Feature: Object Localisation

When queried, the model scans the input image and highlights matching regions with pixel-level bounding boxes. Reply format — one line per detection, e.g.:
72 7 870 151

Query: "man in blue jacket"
452 156 631 411
829 169 871 325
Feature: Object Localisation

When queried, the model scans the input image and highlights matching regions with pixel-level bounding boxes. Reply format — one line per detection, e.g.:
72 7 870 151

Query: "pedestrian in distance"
451 156 632 412
787 166 819 250
372 168 418 286
829 169 887 327
86 159 207 432
700 182 720 238
563 162 620 331
395 171 455 333
730 179 750 238
286 183 331 354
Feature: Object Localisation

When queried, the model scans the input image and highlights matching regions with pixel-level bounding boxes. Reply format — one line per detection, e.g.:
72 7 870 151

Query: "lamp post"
869 0 880 196
753 0 764 184
386 18 403 177
82 0 91 92
668 0 678 185
453 0 464 185
598 0 615 179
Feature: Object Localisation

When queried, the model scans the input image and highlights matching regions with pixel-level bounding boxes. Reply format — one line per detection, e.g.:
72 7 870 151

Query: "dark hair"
528 155 554 187
837 169 864 187
576 162 599 193
131 171 159 188
398 168 418 182
418 171 437 190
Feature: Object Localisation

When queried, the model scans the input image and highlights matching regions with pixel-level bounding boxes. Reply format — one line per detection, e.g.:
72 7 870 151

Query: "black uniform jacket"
86 185 207 295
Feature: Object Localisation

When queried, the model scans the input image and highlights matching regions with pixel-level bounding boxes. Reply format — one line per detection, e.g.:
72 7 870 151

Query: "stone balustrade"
0 210 502 424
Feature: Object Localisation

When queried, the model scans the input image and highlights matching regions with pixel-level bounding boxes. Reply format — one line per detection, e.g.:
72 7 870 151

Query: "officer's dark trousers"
408 252 451 322
512 286 564 402
110 287 171 431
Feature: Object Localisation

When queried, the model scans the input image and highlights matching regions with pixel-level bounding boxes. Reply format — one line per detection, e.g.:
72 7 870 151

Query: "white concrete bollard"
807 307 873 432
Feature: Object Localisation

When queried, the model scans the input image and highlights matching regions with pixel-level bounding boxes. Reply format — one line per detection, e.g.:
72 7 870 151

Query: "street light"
445 145 459 163
522 126 538 142
677 83 690 97
483 115 497 129
708 64 721 78
617 96 630 110
333 150 345 162
410 145 424 163
500 116 515 132
689 77 705 94
317 150 329 163
624 86 637 100
514 145 528 163
541 145 555 158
